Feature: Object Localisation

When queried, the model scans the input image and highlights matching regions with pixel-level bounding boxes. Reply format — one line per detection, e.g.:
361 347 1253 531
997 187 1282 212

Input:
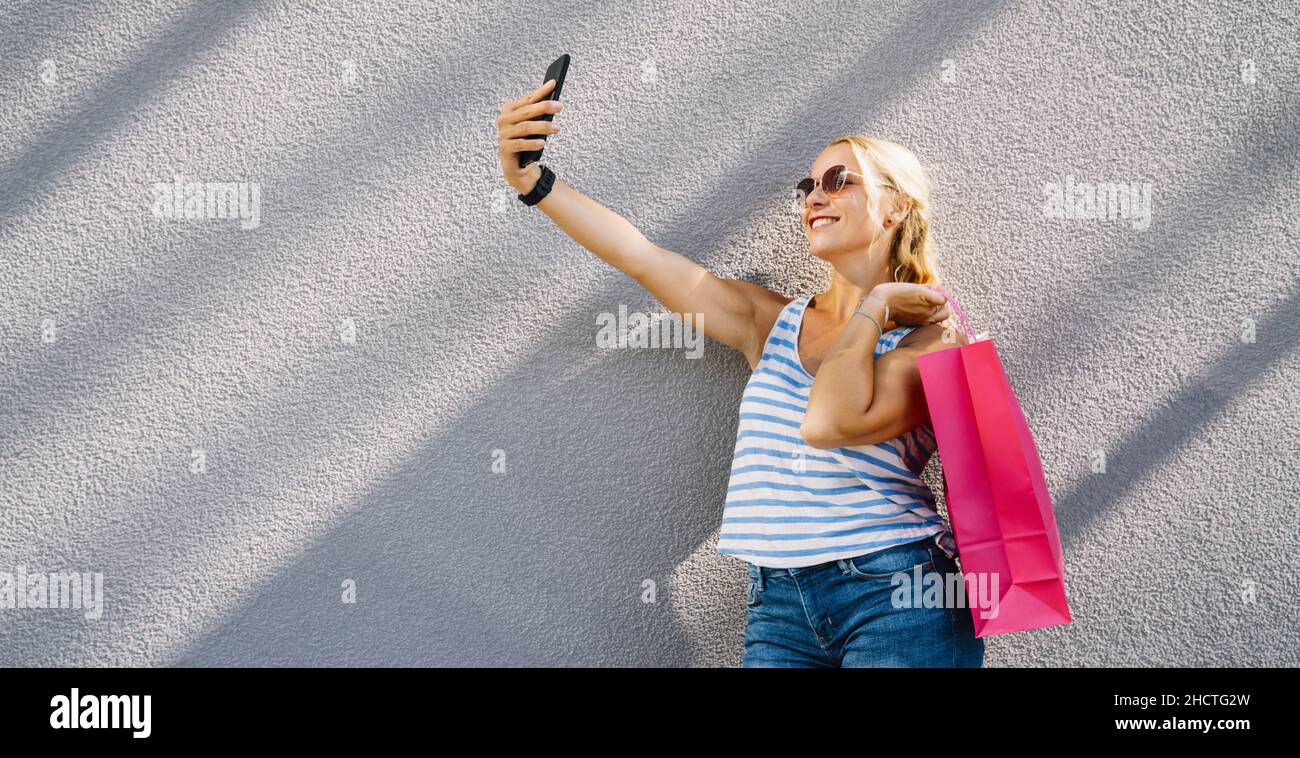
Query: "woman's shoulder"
751 289 805 329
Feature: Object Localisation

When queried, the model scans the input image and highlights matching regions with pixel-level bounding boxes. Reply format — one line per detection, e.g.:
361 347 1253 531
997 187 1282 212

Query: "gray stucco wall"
0 0 1296 666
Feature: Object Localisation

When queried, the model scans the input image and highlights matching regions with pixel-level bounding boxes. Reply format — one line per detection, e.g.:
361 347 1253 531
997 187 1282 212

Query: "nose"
805 183 830 210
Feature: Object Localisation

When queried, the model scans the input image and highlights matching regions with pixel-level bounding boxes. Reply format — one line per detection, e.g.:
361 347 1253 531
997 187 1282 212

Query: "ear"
887 195 913 227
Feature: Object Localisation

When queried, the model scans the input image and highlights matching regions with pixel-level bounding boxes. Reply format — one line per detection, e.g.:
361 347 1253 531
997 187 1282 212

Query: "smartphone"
517 53 570 169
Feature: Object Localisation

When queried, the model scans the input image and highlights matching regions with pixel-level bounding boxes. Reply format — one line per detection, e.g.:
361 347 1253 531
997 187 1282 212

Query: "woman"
496 79 982 668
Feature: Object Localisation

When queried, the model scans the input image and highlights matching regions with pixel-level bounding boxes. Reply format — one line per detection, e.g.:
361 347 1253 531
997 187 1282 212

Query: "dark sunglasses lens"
796 177 815 197
824 165 847 193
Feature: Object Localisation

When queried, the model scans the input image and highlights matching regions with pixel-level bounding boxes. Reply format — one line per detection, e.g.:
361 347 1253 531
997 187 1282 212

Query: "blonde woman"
497 79 982 668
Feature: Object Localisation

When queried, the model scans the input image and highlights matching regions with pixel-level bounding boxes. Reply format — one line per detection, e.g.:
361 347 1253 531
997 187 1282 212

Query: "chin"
806 239 847 261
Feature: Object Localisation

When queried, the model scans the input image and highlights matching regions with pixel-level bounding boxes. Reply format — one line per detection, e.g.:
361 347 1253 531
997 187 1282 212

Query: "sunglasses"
795 165 895 199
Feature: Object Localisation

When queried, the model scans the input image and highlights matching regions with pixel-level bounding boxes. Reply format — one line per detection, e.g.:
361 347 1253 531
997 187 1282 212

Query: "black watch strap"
518 164 556 206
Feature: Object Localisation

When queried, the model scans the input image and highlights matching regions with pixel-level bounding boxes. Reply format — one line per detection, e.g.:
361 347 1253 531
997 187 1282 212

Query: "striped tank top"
716 293 958 568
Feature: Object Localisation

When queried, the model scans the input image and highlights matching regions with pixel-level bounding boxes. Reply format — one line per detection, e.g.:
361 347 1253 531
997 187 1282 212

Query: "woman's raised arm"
498 79 780 364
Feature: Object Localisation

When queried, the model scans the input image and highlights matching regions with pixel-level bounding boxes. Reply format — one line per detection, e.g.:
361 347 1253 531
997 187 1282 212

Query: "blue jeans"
743 537 985 667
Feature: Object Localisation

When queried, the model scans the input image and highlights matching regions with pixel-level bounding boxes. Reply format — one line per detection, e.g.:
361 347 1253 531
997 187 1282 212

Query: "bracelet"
852 306 883 338
518 164 556 206
852 294 888 337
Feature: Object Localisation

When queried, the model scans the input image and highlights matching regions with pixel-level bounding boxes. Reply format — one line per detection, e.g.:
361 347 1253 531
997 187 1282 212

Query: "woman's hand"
497 78 563 195
868 282 950 329
803 282 951 448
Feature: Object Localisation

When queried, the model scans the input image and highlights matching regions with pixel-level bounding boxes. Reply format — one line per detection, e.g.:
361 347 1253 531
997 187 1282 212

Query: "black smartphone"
517 53 570 169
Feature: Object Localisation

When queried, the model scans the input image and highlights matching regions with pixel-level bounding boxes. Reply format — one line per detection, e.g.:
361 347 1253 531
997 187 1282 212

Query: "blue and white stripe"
717 293 958 568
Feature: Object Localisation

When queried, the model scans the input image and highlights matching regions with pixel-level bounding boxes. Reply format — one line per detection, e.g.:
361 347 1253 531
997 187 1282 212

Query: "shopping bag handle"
931 287 987 343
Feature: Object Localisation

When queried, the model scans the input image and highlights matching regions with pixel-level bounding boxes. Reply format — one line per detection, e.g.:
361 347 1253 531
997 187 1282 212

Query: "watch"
518 164 556 206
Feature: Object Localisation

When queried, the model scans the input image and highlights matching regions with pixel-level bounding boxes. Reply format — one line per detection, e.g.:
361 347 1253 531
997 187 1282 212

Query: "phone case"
517 53 570 169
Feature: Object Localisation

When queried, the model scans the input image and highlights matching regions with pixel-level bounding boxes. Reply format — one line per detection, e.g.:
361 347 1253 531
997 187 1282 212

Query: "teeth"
811 217 837 229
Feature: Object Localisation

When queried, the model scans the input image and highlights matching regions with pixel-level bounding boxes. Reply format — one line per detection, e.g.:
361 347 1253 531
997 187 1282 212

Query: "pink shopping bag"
915 288 1072 637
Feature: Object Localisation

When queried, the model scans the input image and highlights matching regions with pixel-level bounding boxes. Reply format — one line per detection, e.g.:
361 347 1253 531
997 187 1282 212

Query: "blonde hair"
828 135 942 286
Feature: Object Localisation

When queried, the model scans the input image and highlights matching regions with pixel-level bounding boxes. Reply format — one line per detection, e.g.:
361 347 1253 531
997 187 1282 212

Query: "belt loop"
756 566 765 592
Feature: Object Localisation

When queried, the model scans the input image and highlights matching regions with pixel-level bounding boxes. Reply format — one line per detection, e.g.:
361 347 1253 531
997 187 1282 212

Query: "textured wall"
0 0 1296 667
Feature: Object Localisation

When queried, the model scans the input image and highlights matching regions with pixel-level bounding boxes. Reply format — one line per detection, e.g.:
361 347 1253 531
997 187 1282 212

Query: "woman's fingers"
503 138 548 153
505 120 560 139
496 81 560 192
501 78 555 114
500 98 562 126
533 77 557 99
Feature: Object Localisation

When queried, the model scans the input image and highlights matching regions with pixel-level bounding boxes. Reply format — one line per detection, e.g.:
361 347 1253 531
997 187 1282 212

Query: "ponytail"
889 206 936 285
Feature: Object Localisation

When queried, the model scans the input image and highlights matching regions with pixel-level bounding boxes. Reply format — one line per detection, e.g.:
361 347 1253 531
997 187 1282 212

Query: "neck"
811 242 895 322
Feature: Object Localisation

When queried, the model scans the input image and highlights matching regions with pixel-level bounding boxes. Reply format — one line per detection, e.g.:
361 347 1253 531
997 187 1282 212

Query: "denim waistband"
745 536 940 587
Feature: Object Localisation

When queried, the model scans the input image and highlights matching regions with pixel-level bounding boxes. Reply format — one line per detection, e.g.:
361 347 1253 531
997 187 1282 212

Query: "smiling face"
800 142 901 262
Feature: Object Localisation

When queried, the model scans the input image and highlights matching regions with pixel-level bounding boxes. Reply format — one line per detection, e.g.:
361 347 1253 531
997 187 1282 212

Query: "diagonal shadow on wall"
1003 89 1300 550
0 0 679 661
0 0 652 468
1050 282 1300 547
0 0 665 445
0 0 265 229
